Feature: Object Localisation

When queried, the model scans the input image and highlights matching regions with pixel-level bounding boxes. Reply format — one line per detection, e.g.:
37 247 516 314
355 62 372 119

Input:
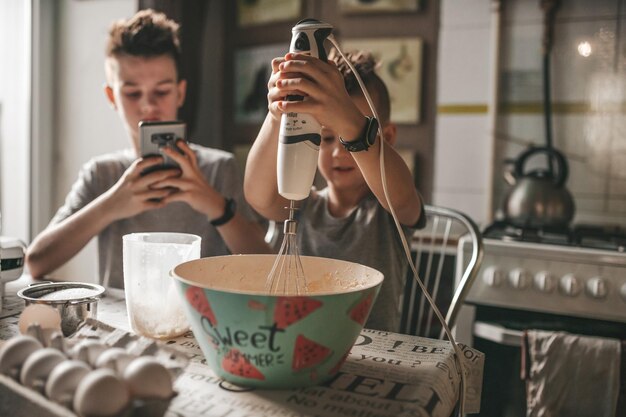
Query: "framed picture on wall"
237 0 302 27
343 37 423 124
234 43 287 124
339 0 420 14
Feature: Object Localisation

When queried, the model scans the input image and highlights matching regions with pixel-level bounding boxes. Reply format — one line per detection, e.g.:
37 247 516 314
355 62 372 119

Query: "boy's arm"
26 157 178 278
244 56 293 222
244 113 292 221
155 142 272 254
345 122 422 226
208 207 272 254
26 196 118 279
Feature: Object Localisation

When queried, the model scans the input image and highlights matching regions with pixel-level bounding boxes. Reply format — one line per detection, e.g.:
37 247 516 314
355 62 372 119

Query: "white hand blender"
266 19 333 295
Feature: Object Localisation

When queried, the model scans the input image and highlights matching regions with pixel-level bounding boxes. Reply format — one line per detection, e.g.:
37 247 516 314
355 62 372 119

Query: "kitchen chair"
399 205 483 339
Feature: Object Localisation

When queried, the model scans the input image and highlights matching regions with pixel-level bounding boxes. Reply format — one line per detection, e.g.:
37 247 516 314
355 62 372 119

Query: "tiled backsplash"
436 0 625 226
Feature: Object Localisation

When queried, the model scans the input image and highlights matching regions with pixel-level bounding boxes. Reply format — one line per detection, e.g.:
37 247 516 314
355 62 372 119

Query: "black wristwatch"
210 197 236 227
339 116 379 152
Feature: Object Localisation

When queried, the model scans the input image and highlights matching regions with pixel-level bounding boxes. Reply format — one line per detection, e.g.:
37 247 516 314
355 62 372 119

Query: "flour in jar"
126 282 189 339
38 288 101 301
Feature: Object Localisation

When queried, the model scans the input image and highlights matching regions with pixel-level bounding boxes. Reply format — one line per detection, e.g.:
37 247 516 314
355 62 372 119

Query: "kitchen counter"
0 276 483 417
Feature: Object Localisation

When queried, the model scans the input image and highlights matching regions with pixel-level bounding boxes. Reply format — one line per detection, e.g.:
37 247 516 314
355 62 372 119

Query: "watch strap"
339 116 378 152
210 197 236 227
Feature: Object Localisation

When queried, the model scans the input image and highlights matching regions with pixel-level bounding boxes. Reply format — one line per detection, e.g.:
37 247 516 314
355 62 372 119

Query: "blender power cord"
328 34 468 415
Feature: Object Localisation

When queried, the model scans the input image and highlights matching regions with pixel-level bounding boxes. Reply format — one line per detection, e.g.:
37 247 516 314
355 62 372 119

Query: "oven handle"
473 321 523 346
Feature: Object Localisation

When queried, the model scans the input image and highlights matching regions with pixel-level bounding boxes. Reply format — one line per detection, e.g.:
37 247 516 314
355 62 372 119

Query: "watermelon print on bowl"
171 254 383 389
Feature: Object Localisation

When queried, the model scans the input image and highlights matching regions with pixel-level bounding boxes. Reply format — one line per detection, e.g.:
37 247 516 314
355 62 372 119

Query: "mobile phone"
139 121 186 174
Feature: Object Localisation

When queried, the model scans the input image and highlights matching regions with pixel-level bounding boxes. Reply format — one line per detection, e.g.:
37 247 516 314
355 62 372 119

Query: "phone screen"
139 121 186 174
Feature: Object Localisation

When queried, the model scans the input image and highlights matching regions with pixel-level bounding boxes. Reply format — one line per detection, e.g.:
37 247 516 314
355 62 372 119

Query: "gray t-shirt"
50 145 254 289
297 188 419 332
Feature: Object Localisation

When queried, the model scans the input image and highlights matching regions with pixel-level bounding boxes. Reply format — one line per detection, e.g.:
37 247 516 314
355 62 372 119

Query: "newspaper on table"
163 328 483 417
1 288 484 417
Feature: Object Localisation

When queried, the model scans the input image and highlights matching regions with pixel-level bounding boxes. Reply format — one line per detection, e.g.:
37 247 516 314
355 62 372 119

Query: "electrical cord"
328 34 468 415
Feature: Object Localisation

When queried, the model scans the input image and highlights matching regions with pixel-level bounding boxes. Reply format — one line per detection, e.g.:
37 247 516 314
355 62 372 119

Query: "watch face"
339 116 379 152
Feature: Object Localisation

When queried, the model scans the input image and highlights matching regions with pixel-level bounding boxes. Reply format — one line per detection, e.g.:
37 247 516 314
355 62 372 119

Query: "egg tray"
70 318 189 378
0 373 173 417
0 318 189 417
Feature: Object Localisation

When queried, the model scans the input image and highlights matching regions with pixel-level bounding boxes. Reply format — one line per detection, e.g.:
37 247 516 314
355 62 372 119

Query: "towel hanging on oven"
523 330 621 417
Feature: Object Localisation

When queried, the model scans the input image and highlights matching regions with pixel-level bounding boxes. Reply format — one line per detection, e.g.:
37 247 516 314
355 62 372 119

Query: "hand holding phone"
139 121 186 175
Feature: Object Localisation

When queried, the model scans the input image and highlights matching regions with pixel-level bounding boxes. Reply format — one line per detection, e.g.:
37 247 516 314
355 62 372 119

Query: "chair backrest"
399 205 483 339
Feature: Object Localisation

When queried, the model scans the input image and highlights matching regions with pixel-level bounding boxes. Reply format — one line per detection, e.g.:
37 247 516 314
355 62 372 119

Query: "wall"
435 0 626 227
47 0 134 281
433 0 496 225
0 1 30 242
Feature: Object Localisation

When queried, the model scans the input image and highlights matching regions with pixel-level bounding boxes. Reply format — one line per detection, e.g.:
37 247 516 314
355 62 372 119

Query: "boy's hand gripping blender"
277 18 333 201
266 19 333 295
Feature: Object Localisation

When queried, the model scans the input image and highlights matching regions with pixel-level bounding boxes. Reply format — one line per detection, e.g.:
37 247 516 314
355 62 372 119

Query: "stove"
482 221 626 252
460 223 626 323
455 224 626 417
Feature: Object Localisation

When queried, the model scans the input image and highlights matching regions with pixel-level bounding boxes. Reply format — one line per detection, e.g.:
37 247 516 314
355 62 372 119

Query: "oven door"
467 305 626 417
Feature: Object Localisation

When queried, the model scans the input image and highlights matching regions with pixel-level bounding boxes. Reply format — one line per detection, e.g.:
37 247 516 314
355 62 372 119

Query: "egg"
18 304 62 335
45 359 91 407
123 356 173 400
94 347 135 374
73 368 130 417
19 347 66 391
70 340 108 366
0 335 43 379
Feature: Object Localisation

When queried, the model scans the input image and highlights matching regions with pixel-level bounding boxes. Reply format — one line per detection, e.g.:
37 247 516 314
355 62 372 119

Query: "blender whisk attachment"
267 19 332 295
265 200 307 295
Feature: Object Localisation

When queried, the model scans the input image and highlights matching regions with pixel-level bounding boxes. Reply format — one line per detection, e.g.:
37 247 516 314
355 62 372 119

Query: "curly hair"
105 9 182 78
329 49 391 123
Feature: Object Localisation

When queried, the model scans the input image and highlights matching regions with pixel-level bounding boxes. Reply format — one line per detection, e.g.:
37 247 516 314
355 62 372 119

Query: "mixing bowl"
171 254 383 389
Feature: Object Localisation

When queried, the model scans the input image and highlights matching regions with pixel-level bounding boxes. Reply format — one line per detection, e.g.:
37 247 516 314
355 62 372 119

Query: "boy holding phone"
26 9 270 288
